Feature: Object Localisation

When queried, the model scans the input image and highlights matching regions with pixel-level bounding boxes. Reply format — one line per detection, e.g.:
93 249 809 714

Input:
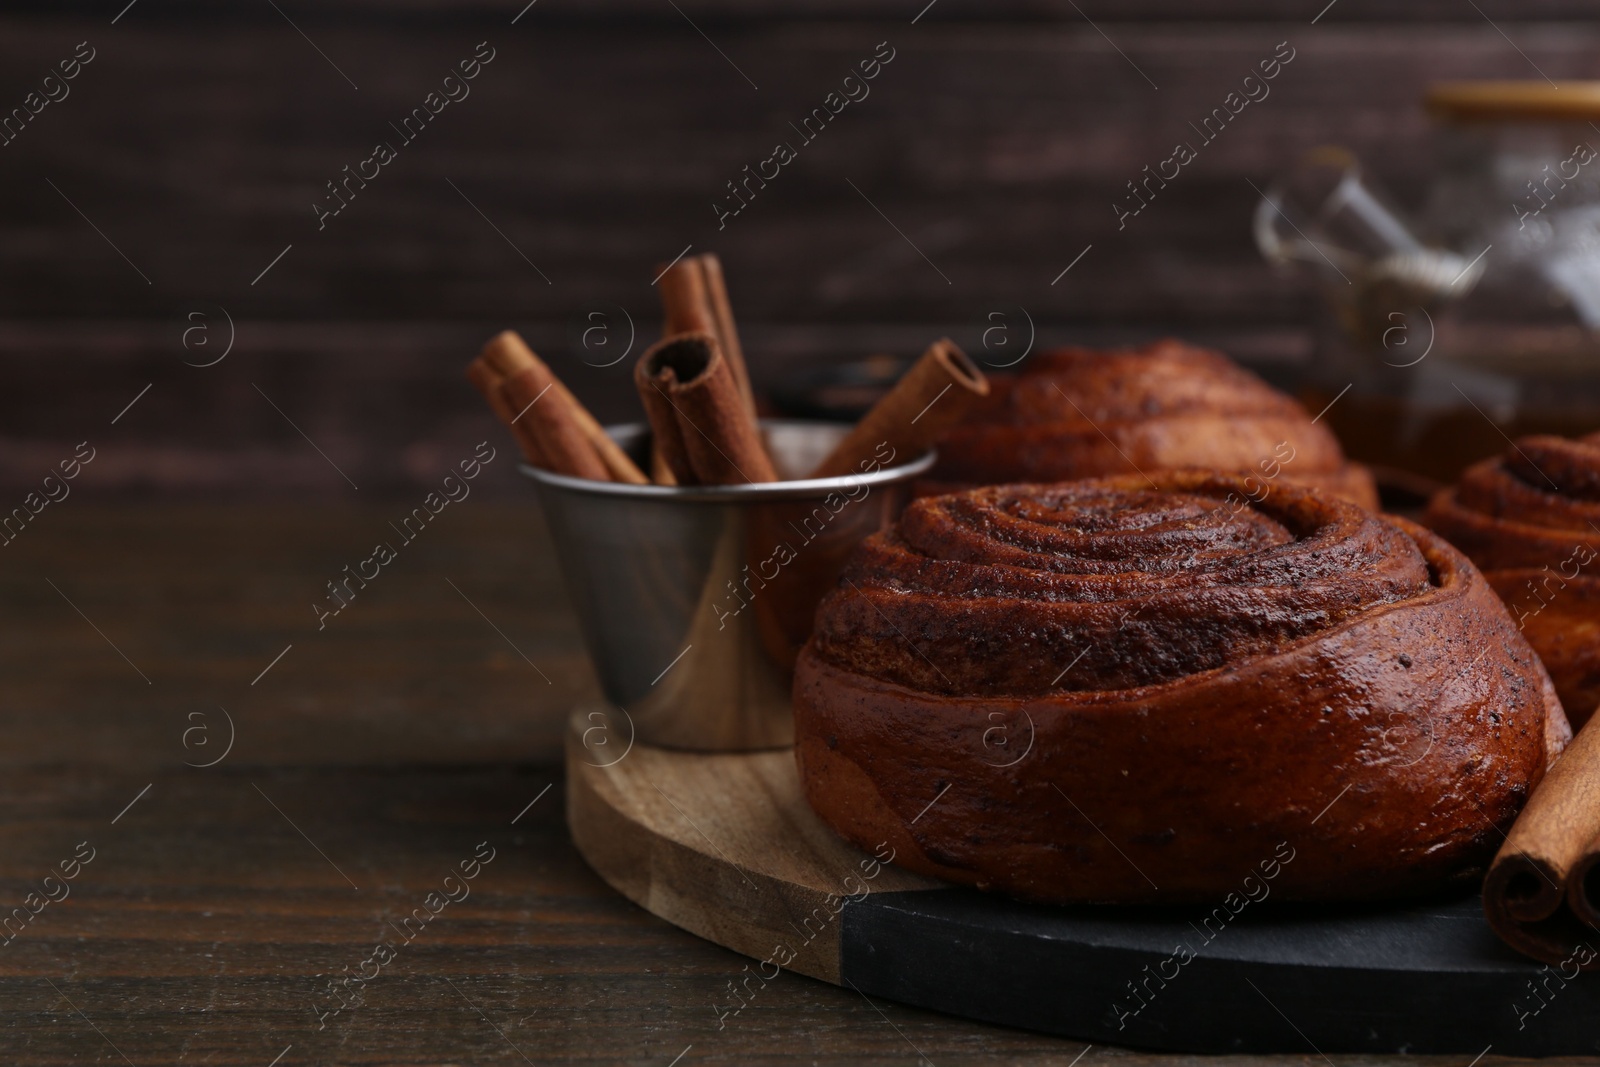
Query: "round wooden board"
565 712 1600 1056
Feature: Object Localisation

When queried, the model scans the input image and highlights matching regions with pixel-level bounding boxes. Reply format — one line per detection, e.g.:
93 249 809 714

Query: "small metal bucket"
524 420 934 752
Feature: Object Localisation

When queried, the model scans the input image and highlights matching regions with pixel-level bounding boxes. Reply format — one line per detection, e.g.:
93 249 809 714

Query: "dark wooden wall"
3 0 1596 496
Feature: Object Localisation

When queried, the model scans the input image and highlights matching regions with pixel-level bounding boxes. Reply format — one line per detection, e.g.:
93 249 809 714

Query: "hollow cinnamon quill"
809 338 988 479
634 333 777 486
1484 705 1600 967
657 253 756 419
635 355 696 486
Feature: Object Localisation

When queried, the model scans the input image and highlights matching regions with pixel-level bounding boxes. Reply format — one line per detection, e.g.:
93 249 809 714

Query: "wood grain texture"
0 501 1563 1064
7 1 1597 24
565 711 937 984
0 503 591 767
0 320 1310 498
0 764 1114 1066
2 10 1596 493
533 1 1600 18
2 19 1580 323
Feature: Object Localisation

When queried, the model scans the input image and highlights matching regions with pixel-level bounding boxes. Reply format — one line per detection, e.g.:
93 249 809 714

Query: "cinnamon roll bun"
795 473 1567 904
932 339 1377 508
1425 433 1600 727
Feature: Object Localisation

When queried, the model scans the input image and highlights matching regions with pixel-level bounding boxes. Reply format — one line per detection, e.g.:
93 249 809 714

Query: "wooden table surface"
0 504 1529 1065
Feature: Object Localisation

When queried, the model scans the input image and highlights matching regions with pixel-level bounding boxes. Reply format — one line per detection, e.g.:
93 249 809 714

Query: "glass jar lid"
1427 82 1600 124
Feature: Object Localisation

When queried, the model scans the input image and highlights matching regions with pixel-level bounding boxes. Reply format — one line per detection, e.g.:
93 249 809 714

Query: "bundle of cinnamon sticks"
466 252 989 488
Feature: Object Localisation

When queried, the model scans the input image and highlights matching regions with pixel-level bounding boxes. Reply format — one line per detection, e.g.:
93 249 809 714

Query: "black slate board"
844 889 1600 1056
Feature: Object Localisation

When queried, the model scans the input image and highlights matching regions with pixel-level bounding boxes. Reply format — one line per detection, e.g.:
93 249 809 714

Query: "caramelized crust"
795 473 1568 904
1425 433 1600 725
934 339 1378 508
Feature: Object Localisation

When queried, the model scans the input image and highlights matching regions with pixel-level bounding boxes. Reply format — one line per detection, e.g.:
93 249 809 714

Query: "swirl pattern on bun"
1425 433 1600 726
796 473 1568 904
933 340 1377 508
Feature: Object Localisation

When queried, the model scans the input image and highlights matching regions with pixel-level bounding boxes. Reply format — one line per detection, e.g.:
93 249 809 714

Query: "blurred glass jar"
1257 83 1600 489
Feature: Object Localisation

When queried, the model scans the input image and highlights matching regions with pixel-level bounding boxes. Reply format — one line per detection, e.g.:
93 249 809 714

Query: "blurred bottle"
1256 84 1600 488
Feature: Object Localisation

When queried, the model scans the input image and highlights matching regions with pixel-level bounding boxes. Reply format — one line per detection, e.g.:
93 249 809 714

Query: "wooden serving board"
565 712 1600 1056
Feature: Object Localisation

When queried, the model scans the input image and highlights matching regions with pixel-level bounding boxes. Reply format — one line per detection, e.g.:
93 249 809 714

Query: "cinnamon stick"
635 333 777 486
466 357 545 466
476 331 648 484
657 259 716 336
500 368 610 482
466 358 514 424
1484 710 1600 967
657 254 756 418
697 255 754 415
1570 832 1600 929
634 352 696 486
808 339 989 479
649 450 679 486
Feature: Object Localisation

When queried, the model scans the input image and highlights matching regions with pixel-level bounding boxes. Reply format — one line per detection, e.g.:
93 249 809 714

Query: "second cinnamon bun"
1425 432 1600 727
932 339 1378 508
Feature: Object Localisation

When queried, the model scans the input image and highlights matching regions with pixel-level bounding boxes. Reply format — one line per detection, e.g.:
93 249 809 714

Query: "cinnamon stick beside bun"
1482 712 1600 968
809 339 988 479
794 473 1568 905
933 339 1377 508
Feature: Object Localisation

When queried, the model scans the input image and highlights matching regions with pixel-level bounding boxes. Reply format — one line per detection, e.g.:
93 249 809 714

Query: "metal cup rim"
519 419 937 502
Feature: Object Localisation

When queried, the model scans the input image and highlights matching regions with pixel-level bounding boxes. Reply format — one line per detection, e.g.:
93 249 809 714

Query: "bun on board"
795 473 1567 904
